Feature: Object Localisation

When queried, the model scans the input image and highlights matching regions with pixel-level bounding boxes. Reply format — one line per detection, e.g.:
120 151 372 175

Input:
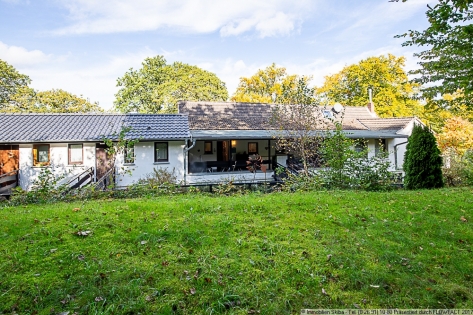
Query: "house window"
68 144 83 165
124 143 135 164
248 142 258 154
204 141 213 154
33 144 50 166
154 142 168 162
354 140 367 155
375 139 387 155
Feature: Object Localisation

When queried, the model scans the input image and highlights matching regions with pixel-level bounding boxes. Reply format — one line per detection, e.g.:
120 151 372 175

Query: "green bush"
317 124 393 191
443 150 473 187
404 124 444 189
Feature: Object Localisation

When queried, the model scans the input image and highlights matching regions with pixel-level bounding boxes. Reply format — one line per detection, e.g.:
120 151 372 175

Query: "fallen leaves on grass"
73 208 80 212
76 230 92 237
460 216 468 222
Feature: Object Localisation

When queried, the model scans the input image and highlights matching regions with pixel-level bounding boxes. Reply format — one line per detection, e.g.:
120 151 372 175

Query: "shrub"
404 124 444 189
318 124 393 191
442 150 473 187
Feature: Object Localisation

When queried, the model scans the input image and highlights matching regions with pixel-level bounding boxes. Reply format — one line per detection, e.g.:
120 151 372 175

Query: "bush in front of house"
404 124 444 189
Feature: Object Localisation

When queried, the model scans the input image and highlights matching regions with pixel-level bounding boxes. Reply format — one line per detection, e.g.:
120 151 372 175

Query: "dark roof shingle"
0 113 189 142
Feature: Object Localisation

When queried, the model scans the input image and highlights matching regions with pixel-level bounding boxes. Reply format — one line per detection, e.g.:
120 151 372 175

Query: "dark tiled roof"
0 113 189 142
124 114 190 140
179 101 380 131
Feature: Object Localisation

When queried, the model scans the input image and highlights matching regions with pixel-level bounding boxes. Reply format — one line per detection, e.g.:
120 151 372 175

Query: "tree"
1 89 102 113
114 56 228 113
33 89 102 113
317 54 422 117
270 79 326 176
231 63 317 104
436 116 473 155
397 0 473 109
0 59 32 110
404 124 444 189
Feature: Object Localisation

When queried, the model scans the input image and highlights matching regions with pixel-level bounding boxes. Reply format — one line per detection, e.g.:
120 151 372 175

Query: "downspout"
394 141 408 170
183 136 196 185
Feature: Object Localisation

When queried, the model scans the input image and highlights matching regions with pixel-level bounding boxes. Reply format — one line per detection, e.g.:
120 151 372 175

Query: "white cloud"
53 0 315 38
0 41 51 67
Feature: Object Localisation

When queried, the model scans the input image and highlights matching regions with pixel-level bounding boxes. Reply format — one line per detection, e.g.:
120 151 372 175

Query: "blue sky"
0 0 435 110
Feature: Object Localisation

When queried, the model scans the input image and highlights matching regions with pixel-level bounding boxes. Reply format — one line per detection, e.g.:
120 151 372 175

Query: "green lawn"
1 188 472 314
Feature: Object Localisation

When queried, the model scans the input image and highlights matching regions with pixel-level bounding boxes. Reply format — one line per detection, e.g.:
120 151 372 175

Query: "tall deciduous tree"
33 89 103 113
114 56 228 113
0 59 33 110
317 54 422 117
1 88 102 113
231 63 317 104
436 116 473 155
397 0 473 109
404 124 444 189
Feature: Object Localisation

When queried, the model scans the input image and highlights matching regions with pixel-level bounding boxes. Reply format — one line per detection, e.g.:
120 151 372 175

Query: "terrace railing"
93 167 115 191
0 170 19 196
64 167 94 194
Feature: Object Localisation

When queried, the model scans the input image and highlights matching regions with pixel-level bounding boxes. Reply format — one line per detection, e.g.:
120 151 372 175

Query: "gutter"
394 141 408 170
183 135 196 185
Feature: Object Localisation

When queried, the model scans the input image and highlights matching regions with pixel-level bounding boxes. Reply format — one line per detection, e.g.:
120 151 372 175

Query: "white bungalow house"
0 113 190 191
0 101 421 193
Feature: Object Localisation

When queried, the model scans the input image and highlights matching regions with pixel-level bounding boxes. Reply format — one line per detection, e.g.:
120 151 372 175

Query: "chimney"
367 87 375 115
367 102 375 114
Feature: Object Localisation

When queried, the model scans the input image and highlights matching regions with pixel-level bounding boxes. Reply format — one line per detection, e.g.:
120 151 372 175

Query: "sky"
0 0 436 110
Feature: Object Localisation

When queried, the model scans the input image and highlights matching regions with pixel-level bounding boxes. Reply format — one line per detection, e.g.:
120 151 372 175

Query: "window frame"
154 142 169 162
33 144 50 166
375 139 388 156
68 144 83 165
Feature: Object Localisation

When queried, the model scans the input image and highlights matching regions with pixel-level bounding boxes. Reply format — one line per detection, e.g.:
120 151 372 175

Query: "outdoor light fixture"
231 140 236 147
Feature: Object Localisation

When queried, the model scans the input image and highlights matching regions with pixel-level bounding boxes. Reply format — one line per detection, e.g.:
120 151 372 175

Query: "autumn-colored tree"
437 116 473 155
317 54 422 118
231 63 316 104
114 56 228 113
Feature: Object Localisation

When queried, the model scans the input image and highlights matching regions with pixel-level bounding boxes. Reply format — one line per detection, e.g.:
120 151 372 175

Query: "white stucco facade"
18 143 96 190
115 141 186 187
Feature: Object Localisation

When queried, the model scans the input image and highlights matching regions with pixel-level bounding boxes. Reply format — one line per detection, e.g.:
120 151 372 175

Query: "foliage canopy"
317 54 422 118
436 116 473 155
397 0 473 109
114 56 228 113
0 59 32 110
232 63 317 104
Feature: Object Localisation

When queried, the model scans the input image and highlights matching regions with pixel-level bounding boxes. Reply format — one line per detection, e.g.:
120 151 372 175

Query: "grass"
0 188 472 314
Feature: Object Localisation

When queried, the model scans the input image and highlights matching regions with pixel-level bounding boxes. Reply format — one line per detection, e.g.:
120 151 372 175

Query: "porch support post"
267 139 271 170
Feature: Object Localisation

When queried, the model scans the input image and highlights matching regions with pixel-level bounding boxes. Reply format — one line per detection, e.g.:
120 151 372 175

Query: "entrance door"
95 143 113 180
217 141 230 161
0 145 19 175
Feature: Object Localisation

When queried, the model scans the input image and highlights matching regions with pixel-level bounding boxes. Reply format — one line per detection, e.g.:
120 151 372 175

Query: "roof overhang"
190 129 409 139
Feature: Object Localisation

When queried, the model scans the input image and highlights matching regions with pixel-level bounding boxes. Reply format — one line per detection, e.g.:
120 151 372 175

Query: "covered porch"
186 137 288 182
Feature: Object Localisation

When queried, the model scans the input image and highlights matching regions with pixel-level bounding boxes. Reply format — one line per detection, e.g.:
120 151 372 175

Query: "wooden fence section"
0 170 19 196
